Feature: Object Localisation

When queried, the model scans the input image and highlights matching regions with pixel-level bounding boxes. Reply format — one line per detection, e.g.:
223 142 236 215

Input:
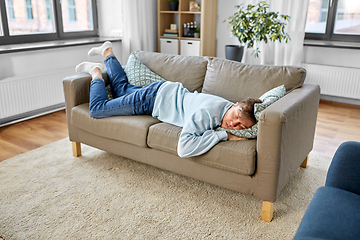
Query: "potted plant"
194 28 200 38
169 0 179 11
224 1 291 62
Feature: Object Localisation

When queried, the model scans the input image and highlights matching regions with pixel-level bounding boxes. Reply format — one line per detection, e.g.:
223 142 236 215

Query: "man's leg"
88 41 140 99
81 42 165 118
88 78 164 118
105 54 141 99
75 62 160 119
75 62 114 118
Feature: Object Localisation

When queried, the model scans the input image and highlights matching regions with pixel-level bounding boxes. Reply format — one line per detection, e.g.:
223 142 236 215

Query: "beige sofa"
63 51 320 222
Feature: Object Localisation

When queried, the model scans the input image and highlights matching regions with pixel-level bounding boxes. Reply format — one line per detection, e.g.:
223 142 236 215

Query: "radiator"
302 63 360 99
0 68 75 124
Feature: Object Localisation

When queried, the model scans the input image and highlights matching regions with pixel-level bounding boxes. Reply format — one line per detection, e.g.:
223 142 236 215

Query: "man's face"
221 103 255 130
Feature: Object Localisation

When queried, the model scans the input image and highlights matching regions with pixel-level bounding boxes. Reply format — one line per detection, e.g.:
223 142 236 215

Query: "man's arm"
177 129 228 158
178 126 248 157
176 109 228 158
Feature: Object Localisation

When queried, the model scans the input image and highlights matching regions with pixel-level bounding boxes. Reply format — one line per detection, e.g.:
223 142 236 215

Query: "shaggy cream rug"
0 138 332 240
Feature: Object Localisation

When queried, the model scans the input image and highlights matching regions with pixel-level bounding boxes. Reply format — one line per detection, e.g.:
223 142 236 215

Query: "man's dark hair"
237 97 262 124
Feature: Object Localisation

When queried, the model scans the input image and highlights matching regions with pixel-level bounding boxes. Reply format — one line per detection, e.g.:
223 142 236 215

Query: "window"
25 0 33 20
7 0 15 20
61 0 94 32
7 0 54 35
0 0 98 45
305 0 360 42
45 0 52 21
67 0 77 22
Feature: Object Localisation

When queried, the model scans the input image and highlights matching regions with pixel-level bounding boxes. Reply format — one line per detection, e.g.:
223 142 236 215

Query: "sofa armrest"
63 72 109 142
326 141 360 195
63 73 91 142
255 84 321 202
63 73 92 109
63 71 110 109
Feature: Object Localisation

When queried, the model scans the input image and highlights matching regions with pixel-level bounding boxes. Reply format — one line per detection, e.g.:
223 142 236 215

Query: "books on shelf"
163 29 178 37
163 33 178 37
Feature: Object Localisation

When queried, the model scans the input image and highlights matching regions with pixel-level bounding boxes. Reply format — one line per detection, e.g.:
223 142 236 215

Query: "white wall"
302 46 360 69
97 0 123 38
216 0 241 59
216 0 360 105
0 43 122 83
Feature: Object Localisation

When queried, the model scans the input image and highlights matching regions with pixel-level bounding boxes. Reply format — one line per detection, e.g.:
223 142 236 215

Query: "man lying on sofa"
75 41 261 158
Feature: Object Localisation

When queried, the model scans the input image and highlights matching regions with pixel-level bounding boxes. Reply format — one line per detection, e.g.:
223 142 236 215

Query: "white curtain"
242 0 309 66
121 0 158 64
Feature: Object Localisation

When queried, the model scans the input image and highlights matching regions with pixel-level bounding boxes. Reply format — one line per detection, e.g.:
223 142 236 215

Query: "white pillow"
215 85 286 138
125 53 165 86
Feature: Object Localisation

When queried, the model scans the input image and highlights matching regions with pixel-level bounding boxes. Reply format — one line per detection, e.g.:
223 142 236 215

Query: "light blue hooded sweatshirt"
152 81 233 158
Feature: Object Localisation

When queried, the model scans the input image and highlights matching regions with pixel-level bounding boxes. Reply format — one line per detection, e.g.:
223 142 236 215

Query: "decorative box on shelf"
189 1 201 12
183 27 195 37
181 40 200 56
183 22 198 37
160 38 178 55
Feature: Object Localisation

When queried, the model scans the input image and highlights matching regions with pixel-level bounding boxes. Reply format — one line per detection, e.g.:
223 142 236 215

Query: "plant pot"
225 45 244 62
169 2 179 11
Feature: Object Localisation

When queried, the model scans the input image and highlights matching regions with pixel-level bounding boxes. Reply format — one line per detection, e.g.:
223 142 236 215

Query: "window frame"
305 0 360 42
0 0 98 45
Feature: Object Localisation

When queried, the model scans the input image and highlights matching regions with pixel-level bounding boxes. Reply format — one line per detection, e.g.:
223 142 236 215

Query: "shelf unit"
157 0 217 56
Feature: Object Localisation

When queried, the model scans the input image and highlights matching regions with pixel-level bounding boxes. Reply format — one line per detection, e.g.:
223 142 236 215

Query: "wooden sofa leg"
261 201 274 222
300 155 309 168
72 142 81 157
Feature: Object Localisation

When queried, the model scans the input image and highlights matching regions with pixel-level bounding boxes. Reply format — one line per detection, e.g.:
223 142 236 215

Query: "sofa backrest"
202 57 306 103
134 51 208 92
134 51 306 103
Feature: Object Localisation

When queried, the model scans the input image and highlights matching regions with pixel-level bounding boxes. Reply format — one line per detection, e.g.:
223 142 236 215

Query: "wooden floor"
312 101 360 157
0 101 360 162
0 110 68 162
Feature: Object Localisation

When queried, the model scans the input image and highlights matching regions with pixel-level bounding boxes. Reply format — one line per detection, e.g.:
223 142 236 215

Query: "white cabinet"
180 40 200 56
160 38 179 55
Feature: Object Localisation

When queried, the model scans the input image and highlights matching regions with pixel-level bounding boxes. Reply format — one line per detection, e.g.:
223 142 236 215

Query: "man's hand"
227 132 248 141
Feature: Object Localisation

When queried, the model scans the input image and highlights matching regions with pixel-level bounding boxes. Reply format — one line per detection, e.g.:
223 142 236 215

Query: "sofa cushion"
202 57 306 103
134 51 208 92
147 123 257 176
71 103 160 148
125 53 166 87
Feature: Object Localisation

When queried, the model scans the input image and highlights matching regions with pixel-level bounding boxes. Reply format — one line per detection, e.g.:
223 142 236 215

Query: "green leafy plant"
168 0 179 2
224 1 291 57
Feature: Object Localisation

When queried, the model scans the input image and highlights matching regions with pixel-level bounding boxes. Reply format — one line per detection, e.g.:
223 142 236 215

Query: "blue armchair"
294 141 360 240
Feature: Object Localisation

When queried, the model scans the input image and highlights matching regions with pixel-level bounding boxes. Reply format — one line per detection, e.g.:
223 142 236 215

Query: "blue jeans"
89 55 165 118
